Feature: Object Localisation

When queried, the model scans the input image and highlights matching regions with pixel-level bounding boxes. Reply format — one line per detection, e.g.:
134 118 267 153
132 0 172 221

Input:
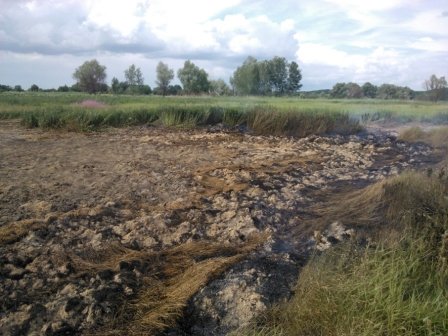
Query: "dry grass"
0 219 45 245
75 233 269 335
399 126 448 149
310 171 448 236
242 170 448 336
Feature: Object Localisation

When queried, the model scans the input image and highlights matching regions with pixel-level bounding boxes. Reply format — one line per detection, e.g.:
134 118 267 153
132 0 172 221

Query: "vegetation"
230 56 302 96
177 60 210 94
242 170 448 336
331 82 415 100
399 126 448 151
425 74 448 102
123 64 149 95
73 59 108 94
73 233 268 335
155 61 175 96
0 93 447 133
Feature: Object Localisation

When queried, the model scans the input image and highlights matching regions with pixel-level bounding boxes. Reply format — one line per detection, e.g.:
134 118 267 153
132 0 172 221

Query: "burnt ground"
0 120 439 335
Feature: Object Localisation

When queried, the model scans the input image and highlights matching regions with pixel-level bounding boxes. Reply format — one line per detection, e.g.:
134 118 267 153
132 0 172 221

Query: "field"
1 93 448 133
0 93 447 335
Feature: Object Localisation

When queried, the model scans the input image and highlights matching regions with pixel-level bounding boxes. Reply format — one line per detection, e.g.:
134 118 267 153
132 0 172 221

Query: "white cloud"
86 0 146 38
0 0 446 90
228 35 261 54
404 9 448 35
410 37 448 52
324 0 409 11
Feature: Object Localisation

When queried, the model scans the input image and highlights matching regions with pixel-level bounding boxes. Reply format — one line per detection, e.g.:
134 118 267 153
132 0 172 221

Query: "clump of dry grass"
75 233 268 335
0 219 45 245
399 126 448 149
312 171 448 235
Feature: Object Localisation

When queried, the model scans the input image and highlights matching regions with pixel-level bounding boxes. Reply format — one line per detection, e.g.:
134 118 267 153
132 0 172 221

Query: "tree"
231 56 261 95
73 59 107 94
14 85 23 92
424 74 447 102
177 60 210 94
209 79 231 96
0 85 12 92
156 61 174 96
29 84 40 92
287 61 302 94
124 64 144 94
377 84 414 100
345 82 363 98
124 64 144 86
330 83 347 98
57 85 69 92
268 56 288 95
362 82 377 98
167 85 182 95
231 56 302 96
111 77 120 94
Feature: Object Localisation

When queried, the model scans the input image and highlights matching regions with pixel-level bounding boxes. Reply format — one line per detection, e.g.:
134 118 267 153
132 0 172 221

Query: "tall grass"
3 97 362 136
247 106 361 137
1 92 447 134
243 171 448 336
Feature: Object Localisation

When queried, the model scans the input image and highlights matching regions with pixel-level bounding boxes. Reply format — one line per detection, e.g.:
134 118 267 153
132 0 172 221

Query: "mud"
0 120 437 335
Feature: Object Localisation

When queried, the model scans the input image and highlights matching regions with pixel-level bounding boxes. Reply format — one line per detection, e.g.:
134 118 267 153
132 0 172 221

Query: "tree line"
1 57 446 101
326 76 447 101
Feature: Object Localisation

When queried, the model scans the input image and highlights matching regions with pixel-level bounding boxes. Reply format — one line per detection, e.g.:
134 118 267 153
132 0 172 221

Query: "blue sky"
0 0 446 90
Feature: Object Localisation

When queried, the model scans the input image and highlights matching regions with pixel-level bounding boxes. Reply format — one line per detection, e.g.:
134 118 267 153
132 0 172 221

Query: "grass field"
0 92 447 134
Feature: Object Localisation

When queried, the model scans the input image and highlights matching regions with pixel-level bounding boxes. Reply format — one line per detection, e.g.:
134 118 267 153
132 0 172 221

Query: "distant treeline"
1 56 446 101
300 83 448 101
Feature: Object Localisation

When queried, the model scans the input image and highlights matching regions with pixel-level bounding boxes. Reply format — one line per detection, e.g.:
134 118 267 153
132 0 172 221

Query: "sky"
0 0 447 90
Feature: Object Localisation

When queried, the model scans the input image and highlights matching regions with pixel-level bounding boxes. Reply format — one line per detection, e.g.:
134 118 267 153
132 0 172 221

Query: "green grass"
242 171 448 336
0 92 447 135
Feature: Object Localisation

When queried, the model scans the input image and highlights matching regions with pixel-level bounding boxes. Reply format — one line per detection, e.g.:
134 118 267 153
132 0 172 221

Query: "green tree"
14 85 23 92
124 64 144 94
177 60 210 94
111 77 120 94
231 56 302 96
257 60 272 95
362 82 377 98
330 83 347 98
209 79 231 96
287 61 302 94
29 84 40 92
231 56 260 95
377 84 414 100
424 74 447 102
156 61 174 96
345 82 363 98
0 84 12 92
124 64 144 86
73 59 107 94
57 85 69 92
268 56 288 95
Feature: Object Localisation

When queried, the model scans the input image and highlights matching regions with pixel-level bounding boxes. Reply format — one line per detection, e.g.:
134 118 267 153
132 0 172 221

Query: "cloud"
0 0 164 55
0 0 446 90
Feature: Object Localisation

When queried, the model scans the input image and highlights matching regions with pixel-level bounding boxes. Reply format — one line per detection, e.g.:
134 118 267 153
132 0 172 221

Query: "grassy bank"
0 92 447 135
242 170 448 336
